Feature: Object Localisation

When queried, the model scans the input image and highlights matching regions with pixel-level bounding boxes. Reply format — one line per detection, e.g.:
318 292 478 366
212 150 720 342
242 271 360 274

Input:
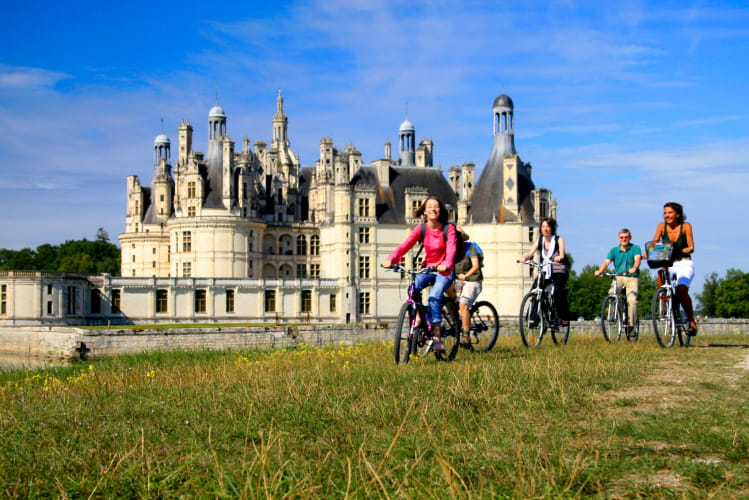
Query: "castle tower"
468 93 535 223
178 120 193 165
151 132 174 220
398 117 415 166
493 93 516 156
272 90 289 148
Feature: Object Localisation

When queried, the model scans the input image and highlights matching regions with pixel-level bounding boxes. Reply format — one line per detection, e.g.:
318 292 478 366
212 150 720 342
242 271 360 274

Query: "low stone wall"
1 319 746 360
0 323 393 360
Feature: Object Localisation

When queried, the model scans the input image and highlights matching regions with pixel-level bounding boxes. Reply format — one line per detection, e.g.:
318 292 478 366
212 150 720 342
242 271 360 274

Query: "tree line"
0 228 120 276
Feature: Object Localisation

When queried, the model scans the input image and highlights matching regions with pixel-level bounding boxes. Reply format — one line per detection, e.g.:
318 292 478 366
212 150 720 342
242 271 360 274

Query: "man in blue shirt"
595 229 642 334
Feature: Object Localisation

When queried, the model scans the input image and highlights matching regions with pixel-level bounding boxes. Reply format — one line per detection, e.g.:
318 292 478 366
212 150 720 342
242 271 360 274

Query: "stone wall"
1 319 746 360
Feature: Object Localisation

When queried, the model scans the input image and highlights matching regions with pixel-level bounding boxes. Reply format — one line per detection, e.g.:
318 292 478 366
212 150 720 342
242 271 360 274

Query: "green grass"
1 334 748 498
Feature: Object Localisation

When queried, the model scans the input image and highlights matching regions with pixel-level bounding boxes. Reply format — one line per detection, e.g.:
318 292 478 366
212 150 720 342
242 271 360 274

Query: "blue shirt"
606 244 641 277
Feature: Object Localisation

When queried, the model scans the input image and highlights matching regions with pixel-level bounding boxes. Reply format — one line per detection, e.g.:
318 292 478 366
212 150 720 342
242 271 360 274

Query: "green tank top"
662 223 689 260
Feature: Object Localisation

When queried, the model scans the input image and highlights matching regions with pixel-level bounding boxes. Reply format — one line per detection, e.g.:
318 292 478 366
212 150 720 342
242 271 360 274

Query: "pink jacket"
387 223 457 276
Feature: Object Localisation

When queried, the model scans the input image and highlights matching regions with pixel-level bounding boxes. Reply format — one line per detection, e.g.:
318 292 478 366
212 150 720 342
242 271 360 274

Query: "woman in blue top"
652 202 697 335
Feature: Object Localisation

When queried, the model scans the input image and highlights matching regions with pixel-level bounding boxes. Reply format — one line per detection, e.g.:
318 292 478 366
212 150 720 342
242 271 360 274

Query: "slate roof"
351 165 458 224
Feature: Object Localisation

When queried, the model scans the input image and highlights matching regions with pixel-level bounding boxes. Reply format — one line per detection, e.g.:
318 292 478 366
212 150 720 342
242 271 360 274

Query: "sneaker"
431 340 445 352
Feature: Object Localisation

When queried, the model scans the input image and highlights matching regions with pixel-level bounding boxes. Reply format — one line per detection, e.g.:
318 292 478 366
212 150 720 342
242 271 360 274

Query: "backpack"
465 241 484 267
418 222 464 265
537 235 569 267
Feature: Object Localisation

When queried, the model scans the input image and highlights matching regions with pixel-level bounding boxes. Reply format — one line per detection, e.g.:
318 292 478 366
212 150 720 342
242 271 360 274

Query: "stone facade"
0 92 557 326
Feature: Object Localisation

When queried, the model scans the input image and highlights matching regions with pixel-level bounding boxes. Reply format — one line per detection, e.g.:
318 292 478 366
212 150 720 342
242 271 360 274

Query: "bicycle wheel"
435 300 461 361
393 302 415 364
519 292 545 347
468 300 500 352
551 317 570 345
652 288 676 347
600 296 623 343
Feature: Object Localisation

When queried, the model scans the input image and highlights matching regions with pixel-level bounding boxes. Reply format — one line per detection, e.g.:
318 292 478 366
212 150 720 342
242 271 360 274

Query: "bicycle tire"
435 300 461 361
677 323 688 347
468 300 500 352
551 319 570 345
600 295 623 343
393 302 415 364
519 292 545 347
652 287 676 347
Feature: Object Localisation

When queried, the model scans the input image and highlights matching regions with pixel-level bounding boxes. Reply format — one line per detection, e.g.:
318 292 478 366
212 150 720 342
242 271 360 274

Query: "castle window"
182 262 192 277
1 284 6 315
90 289 101 314
329 294 336 313
194 290 207 313
358 198 370 217
182 231 192 252
301 290 312 313
66 286 77 315
187 182 196 198
47 284 53 294
111 289 121 313
359 292 370 315
310 264 320 278
296 235 307 255
296 264 307 279
188 206 196 217
358 227 370 244
225 289 235 313
411 199 421 218
156 289 168 313
310 235 320 255
264 290 276 312
359 256 370 279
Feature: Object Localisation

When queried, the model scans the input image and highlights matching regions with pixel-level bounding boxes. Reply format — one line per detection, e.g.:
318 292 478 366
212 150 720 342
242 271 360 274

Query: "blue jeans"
413 271 455 324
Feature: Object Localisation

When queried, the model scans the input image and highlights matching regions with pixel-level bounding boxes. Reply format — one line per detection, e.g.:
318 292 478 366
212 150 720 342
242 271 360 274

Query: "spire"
272 90 289 146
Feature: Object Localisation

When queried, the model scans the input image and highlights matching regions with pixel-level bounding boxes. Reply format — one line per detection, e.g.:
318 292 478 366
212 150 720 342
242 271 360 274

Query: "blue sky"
1 0 748 296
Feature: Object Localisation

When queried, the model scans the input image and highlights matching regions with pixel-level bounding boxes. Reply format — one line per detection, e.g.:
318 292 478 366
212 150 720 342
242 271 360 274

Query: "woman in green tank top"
652 202 697 335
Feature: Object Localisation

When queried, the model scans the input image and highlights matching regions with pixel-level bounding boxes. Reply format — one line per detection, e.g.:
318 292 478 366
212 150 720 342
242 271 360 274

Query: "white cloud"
0 64 69 89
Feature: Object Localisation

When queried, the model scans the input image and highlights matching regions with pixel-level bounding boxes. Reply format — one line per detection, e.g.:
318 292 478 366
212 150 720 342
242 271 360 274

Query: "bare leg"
676 284 697 331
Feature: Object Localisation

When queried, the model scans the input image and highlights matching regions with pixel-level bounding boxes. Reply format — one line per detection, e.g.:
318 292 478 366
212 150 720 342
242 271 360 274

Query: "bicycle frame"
598 272 637 342
517 260 569 346
652 268 690 348
389 264 460 363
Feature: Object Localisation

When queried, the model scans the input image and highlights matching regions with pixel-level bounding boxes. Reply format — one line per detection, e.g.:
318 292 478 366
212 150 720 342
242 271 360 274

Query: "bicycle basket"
645 240 674 269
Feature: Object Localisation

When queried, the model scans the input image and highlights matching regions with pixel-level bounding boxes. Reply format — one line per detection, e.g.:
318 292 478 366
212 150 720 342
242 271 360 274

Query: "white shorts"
670 259 694 288
456 281 482 307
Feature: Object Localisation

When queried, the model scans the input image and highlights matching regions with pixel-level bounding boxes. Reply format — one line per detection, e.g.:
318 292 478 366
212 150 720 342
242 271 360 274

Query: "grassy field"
1 332 747 498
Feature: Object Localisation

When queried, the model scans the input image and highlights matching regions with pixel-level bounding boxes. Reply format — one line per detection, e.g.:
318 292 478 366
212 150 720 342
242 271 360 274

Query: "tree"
568 264 610 320
714 269 749 318
696 272 720 317
0 231 120 276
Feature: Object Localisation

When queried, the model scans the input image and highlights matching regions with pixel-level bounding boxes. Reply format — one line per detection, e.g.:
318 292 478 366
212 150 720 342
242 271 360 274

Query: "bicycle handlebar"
385 263 438 275
598 272 628 277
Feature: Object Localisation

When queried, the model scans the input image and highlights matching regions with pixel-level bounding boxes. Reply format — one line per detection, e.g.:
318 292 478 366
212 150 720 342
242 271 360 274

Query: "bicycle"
387 264 461 364
646 240 691 348
598 273 639 342
651 268 691 348
454 296 500 353
517 260 570 347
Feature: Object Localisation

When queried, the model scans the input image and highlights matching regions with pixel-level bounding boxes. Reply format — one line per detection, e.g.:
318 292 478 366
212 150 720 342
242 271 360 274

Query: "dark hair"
664 202 686 222
540 217 557 235
619 228 631 236
415 196 449 225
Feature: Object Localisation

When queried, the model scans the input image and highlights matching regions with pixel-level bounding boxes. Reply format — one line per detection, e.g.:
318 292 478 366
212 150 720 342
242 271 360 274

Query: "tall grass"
1 334 747 498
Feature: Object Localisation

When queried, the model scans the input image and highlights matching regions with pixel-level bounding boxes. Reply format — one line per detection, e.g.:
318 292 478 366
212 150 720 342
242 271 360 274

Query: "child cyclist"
381 196 457 353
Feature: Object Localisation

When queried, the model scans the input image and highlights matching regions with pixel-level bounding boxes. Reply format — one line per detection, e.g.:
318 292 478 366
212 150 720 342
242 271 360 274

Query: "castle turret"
398 118 415 166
